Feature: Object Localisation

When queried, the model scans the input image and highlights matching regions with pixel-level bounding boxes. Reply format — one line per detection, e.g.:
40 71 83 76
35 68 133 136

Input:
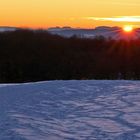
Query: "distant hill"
0 26 18 32
0 26 140 40
48 26 140 40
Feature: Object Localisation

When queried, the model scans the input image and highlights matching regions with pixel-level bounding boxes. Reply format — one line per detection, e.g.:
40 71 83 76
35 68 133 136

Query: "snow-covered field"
0 80 140 140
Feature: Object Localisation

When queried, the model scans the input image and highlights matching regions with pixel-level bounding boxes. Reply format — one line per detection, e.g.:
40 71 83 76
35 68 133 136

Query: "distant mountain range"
48 26 140 40
0 26 18 32
0 26 140 40
48 26 120 37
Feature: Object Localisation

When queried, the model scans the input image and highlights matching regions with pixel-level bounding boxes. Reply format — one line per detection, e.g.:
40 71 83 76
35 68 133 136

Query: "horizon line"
0 25 128 30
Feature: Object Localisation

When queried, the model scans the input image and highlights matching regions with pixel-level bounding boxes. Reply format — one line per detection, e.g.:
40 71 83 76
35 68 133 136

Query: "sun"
123 25 133 33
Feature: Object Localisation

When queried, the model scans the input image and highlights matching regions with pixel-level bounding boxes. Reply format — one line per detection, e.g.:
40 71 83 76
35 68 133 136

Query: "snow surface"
0 80 140 140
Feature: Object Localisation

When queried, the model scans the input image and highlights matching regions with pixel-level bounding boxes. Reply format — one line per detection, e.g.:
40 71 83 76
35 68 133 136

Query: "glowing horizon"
1 0 140 28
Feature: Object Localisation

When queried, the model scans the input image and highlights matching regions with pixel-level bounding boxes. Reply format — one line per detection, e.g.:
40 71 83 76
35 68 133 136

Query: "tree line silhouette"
0 29 140 83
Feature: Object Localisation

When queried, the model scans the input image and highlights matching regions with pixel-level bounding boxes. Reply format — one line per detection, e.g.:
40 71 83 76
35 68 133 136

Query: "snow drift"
0 80 140 140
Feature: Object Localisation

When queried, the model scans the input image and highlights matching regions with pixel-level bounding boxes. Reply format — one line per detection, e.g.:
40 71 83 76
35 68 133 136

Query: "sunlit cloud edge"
84 16 140 22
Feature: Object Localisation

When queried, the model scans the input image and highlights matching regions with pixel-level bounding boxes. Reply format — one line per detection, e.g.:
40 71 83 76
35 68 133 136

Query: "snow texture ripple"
0 80 140 140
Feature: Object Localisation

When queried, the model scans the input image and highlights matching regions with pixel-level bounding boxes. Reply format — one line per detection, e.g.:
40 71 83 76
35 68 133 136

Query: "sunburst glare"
123 25 133 33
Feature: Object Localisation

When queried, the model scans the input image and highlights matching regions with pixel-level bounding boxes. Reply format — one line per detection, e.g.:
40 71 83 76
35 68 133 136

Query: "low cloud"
85 16 140 22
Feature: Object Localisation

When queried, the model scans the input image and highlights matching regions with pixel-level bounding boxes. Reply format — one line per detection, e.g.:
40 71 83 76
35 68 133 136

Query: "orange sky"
1 0 140 28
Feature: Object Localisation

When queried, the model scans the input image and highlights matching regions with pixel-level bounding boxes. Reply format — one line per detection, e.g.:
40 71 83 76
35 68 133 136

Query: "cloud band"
85 16 140 22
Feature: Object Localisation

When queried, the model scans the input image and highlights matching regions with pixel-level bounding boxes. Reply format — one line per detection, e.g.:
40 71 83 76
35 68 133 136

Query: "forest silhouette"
0 29 140 83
